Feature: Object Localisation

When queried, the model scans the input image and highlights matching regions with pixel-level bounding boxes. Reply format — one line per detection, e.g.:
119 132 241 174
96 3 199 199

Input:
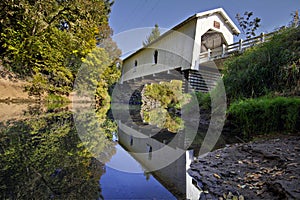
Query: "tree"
235 12 261 39
74 47 120 106
143 24 161 46
290 10 299 27
0 0 120 96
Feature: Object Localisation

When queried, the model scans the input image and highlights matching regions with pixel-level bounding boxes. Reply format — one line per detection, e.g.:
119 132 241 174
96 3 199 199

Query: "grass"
227 96 300 139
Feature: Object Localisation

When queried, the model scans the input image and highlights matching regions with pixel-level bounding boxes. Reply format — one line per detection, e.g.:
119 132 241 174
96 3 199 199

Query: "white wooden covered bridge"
120 8 270 92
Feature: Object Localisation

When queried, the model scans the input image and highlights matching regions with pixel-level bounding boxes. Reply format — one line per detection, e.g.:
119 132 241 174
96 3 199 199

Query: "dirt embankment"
0 67 32 101
188 135 300 200
0 78 30 100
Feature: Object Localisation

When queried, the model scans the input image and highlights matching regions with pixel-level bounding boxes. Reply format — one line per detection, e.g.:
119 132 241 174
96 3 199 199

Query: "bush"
228 96 300 139
223 27 300 100
143 80 185 108
195 92 211 110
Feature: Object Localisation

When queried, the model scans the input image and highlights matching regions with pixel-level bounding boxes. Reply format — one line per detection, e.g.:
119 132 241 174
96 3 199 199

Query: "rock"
188 135 300 200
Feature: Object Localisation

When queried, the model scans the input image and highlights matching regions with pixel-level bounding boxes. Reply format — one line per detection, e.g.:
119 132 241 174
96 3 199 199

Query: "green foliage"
75 47 120 106
0 108 116 199
0 0 119 96
141 80 189 132
228 97 300 139
143 80 186 108
195 92 211 110
45 94 70 110
26 70 48 97
143 24 161 46
45 94 69 102
142 108 183 133
223 27 300 100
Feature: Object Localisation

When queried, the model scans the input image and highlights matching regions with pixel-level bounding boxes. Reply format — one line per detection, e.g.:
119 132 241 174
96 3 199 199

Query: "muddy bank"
188 135 300 200
0 67 35 102
0 69 70 103
0 78 31 100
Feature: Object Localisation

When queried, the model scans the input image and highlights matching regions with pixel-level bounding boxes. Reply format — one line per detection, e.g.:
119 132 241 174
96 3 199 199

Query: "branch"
38 7 71 34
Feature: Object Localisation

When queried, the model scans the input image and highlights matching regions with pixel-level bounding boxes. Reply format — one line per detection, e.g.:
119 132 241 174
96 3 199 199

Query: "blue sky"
109 0 300 55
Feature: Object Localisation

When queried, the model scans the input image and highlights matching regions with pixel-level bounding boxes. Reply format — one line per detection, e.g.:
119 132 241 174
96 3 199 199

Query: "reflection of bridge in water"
117 120 202 199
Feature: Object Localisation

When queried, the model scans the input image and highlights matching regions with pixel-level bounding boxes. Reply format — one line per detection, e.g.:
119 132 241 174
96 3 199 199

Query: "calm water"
0 102 229 199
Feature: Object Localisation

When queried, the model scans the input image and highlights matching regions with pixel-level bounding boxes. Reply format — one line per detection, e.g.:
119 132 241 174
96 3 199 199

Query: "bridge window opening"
153 50 158 64
134 60 138 67
130 135 133 146
213 21 220 29
147 144 152 160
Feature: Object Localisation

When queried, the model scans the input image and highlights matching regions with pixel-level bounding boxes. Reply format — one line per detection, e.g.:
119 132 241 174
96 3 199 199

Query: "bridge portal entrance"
201 29 226 53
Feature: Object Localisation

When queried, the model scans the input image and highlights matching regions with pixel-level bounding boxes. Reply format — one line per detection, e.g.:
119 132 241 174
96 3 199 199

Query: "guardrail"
199 31 277 63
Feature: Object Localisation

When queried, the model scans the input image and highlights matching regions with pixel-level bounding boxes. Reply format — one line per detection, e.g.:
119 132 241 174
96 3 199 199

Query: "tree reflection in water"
0 104 116 199
141 107 183 133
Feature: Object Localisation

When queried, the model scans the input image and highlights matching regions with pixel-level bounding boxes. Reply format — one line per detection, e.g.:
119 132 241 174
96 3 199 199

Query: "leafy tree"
290 10 299 27
143 24 161 46
142 107 183 133
235 11 261 39
0 0 120 97
74 47 120 106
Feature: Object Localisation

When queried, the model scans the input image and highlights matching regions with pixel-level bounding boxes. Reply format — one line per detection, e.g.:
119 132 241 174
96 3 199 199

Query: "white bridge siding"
121 18 197 82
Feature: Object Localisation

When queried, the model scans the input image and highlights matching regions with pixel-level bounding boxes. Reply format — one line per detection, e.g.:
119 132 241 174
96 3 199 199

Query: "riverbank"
0 69 32 102
188 135 300 200
0 68 71 104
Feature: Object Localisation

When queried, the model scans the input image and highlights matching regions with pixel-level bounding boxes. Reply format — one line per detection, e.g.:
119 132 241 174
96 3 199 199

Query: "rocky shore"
188 135 300 200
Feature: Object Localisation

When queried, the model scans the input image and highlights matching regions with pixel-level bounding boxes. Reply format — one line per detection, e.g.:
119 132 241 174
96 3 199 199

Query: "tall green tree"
143 24 161 46
0 0 120 96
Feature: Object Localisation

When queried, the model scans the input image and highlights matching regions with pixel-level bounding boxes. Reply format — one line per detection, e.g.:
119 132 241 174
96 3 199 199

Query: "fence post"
239 39 243 52
208 49 211 60
261 32 265 43
222 44 226 57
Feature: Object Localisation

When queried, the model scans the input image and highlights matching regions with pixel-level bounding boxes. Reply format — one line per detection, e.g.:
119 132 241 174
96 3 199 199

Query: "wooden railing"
199 31 277 63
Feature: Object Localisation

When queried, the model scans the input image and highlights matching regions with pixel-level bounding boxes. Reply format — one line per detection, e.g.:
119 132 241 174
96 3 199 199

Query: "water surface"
0 102 227 199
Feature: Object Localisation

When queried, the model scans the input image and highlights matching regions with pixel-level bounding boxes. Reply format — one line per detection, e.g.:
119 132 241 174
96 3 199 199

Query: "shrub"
143 80 185 108
195 92 211 110
228 96 300 139
223 27 300 100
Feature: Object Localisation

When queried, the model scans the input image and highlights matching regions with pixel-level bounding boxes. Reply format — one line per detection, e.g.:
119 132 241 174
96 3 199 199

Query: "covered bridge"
121 8 240 92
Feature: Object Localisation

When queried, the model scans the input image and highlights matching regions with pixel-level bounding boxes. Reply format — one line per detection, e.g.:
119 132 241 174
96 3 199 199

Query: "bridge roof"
196 8 240 35
122 8 240 61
